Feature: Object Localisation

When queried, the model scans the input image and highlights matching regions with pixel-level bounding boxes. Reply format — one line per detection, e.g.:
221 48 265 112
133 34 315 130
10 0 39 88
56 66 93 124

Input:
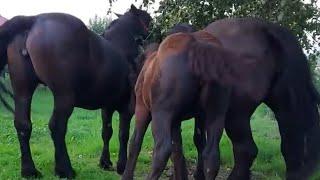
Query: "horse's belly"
73 79 128 110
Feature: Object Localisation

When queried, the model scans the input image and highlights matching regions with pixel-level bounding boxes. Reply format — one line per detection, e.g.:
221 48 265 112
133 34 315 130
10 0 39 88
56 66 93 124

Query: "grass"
0 88 319 179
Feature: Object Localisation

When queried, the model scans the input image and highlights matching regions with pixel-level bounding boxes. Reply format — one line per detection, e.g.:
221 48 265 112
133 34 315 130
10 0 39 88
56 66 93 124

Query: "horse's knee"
14 121 32 144
48 119 67 138
155 138 172 161
14 120 32 131
102 125 113 140
235 141 258 162
48 120 57 134
119 127 130 142
247 143 258 162
193 127 203 145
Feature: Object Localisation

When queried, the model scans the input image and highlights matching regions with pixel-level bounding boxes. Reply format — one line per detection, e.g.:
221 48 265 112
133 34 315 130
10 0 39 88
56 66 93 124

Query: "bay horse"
123 30 236 180
124 18 320 180
0 4 151 178
128 24 212 180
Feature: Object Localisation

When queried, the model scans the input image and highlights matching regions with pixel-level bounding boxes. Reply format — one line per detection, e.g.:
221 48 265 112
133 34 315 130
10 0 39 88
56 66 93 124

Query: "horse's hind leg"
117 106 134 174
148 110 174 180
170 121 188 180
122 97 151 180
48 94 74 178
201 85 230 180
7 35 40 178
193 115 206 180
225 100 259 180
99 108 115 170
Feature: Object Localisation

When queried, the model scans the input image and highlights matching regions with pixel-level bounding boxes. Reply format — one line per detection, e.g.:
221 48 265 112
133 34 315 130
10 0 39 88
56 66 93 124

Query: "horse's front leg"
99 108 115 170
48 94 74 178
117 106 134 174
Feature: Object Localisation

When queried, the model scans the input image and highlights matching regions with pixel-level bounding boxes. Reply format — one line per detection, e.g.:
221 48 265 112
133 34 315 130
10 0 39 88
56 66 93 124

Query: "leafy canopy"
88 15 111 35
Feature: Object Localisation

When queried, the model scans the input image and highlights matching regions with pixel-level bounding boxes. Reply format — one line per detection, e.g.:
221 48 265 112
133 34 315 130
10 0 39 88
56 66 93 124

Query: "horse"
122 29 242 180
125 26 215 180
204 17 320 180
0 4 151 178
124 18 320 180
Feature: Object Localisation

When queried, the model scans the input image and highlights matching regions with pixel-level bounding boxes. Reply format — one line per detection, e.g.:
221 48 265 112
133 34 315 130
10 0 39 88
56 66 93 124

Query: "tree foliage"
133 0 319 54
108 0 320 85
88 15 111 35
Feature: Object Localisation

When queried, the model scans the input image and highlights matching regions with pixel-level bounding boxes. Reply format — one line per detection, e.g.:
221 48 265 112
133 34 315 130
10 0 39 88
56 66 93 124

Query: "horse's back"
205 18 278 56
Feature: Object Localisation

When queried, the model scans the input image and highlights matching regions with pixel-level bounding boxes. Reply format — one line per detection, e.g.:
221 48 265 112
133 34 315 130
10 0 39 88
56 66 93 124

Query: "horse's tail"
266 25 320 178
0 15 36 112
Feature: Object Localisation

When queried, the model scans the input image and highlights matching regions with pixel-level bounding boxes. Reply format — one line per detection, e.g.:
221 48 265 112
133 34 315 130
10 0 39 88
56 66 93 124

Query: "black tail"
0 15 36 112
266 25 320 178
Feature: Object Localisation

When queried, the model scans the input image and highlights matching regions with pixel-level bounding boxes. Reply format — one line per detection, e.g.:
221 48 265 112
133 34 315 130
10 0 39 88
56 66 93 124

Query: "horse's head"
107 5 151 39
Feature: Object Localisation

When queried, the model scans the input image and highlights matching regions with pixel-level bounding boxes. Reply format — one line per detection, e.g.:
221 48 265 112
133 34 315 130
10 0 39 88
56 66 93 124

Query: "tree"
144 0 320 54
108 0 320 73
88 15 111 35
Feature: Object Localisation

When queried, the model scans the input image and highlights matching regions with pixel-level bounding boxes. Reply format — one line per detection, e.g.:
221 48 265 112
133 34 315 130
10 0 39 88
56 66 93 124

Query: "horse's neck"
104 28 141 86
104 28 138 55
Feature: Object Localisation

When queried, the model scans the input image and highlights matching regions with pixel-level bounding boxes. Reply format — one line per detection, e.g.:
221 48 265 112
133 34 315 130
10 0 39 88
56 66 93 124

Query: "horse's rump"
188 31 274 100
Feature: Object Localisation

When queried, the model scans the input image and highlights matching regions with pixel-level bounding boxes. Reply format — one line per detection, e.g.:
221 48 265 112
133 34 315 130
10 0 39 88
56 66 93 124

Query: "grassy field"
0 88 319 180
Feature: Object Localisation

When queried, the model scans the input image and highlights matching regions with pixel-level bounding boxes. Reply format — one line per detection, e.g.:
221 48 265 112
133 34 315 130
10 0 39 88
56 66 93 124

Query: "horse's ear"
114 13 123 18
130 4 139 15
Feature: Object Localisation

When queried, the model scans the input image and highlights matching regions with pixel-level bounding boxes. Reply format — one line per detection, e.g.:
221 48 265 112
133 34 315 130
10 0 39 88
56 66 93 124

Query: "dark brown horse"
123 18 320 180
0 5 151 178
205 18 320 180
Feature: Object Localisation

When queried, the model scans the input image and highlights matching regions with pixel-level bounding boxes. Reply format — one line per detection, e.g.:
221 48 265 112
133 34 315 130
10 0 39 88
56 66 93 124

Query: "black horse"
204 18 320 179
0 4 151 178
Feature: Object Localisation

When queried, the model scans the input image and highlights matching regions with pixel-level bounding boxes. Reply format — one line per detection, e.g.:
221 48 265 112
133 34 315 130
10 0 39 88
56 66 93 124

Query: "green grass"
0 88 319 179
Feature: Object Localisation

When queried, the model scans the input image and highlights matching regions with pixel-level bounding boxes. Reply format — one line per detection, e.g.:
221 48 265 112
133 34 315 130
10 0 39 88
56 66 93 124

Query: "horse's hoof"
193 170 205 180
21 168 42 178
116 161 126 175
286 172 305 180
121 173 134 180
227 170 250 180
55 167 76 179
99 159 114 171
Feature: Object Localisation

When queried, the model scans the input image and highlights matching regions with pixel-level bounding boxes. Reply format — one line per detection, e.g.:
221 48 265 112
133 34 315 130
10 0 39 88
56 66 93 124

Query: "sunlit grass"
0 88 319 179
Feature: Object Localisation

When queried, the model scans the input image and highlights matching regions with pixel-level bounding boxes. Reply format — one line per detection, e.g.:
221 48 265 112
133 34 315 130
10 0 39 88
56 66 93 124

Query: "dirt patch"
160 164 267 180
